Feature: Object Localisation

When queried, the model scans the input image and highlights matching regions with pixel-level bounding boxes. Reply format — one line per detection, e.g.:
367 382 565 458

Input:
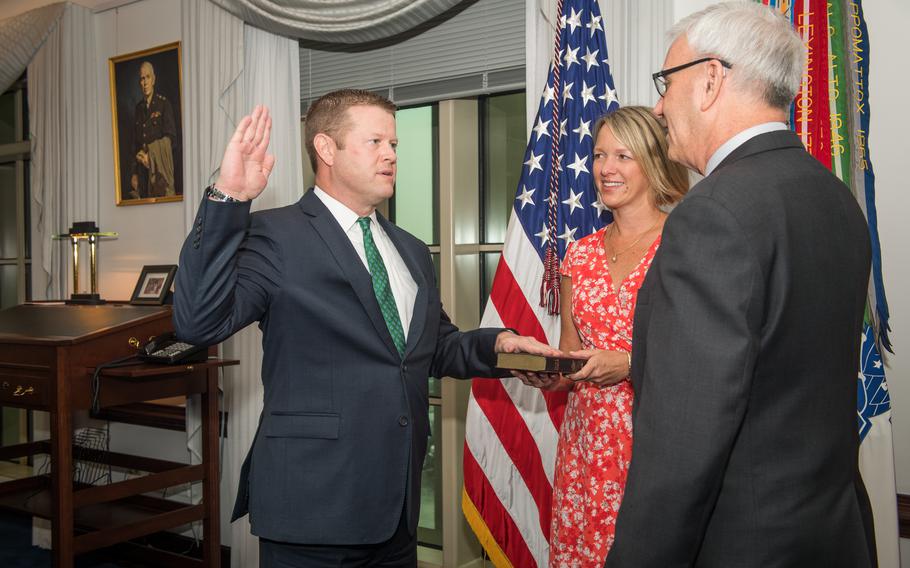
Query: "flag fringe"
462 487 514 568
540 246 561 315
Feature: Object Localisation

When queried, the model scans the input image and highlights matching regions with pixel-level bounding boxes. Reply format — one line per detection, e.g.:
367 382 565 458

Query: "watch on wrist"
205 185 240 203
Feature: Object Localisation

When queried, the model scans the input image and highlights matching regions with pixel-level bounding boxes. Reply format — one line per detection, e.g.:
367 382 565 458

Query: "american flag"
462 0 618 565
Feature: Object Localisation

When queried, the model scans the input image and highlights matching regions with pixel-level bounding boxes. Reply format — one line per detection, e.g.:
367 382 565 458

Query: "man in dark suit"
605 3 875 567
174 90 557 567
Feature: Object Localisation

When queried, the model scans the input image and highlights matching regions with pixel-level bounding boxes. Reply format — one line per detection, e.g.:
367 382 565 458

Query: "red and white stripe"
463 214 569 567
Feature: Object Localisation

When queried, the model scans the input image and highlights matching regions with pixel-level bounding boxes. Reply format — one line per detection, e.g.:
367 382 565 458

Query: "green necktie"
357 217 406 357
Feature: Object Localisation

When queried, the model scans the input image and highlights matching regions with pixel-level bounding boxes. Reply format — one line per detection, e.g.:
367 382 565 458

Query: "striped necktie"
357 217 406 357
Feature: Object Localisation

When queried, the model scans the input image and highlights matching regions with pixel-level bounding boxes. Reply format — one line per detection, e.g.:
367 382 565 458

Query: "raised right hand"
213 105 276 201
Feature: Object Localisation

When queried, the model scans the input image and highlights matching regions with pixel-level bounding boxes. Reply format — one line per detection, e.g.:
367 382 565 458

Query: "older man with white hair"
605 3 876 567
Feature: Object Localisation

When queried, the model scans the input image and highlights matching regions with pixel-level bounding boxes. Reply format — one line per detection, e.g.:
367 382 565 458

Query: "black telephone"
138 332 207 364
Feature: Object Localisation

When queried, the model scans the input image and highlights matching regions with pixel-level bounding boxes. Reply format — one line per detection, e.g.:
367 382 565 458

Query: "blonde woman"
549 106 688 567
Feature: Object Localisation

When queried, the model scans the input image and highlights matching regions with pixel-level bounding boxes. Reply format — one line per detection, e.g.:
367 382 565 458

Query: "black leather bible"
496 352 585 374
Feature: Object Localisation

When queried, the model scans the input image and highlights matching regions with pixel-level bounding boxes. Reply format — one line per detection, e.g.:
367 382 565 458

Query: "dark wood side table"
0 303 237 567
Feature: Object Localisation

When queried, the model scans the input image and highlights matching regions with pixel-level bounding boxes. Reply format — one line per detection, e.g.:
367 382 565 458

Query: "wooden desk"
0 303 236 567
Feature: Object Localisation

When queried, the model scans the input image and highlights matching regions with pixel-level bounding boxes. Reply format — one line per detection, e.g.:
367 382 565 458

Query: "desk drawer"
0 374 49 408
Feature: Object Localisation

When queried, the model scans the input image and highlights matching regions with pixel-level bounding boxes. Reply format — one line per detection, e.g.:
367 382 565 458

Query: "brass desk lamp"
53 221 118 304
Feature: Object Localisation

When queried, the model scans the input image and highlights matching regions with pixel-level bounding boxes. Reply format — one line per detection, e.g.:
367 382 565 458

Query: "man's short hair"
303 89 397 171
669 2 805 109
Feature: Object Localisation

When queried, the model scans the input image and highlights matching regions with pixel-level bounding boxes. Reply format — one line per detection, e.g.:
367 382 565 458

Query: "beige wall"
93 0 188 301
864 1 910 564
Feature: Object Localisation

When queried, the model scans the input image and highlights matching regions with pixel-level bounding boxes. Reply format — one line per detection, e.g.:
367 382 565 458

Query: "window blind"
299 0 524 110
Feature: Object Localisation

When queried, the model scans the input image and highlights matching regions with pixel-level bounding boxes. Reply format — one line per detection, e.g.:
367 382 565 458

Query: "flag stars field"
582 48 600 70
586 14 602 36
562 189 584 214
566 153 589 179
564 7 583 33
599 86 618 107
542 83 556 106
516 186 536 210
573 118 592 141
535 223 550 246
579 82 597 107
564 45 580 69
532 117 551 141
524 151 543 174
557 224 578 244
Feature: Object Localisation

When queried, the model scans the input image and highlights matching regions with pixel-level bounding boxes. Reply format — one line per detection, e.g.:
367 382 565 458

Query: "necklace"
605 216 662 263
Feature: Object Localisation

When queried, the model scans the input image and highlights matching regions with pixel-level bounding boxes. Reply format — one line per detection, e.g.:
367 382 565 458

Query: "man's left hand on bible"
494 332 561 357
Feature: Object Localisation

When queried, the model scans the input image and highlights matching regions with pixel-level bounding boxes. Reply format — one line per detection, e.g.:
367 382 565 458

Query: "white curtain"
525 0 556 131
28 2 99 301
599 0 674 108
180 0 245 232
181 3 302 566
180 0 244 549
0 2 65 95
220 23 303 568
209 0 463 44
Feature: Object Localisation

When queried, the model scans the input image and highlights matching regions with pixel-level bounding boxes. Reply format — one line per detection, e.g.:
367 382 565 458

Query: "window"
482 92 526 244
389 103 443 548
0 79 31 309
0 75 31 451
391 103 441 402
393 105 438 245
299 0 524 110
480 91 526 306
389 93 525 555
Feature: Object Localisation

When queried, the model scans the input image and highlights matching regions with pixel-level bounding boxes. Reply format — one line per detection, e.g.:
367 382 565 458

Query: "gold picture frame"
109 42 183 206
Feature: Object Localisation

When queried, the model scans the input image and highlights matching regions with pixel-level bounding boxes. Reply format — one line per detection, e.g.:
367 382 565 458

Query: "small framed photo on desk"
130 265 177 305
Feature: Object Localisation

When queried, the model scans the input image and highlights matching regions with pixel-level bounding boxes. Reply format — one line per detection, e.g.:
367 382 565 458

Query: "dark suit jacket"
606 130 874 567
174 189 503 545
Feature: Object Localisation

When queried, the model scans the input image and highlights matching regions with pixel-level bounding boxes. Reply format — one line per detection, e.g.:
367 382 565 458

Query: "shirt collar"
312 186 377 232
704 122 789 176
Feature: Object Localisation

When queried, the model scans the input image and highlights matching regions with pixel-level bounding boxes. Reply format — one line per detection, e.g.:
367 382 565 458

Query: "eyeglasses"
652 57 732 97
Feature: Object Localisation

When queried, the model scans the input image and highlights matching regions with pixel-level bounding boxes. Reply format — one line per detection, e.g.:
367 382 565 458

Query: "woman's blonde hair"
594 106 689 206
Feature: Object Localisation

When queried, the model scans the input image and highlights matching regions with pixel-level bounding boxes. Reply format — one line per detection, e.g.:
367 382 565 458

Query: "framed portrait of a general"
109 42 183 206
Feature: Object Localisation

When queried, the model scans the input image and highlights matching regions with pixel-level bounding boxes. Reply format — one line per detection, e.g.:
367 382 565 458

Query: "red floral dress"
549 226 660 568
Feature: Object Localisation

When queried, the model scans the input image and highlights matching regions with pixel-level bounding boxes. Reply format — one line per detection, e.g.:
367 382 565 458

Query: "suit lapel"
299 191 402 358
377 214 428 358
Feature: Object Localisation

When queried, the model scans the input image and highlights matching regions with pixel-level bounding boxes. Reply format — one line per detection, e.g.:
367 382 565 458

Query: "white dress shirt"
704 122 789 176
313 187 417 338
